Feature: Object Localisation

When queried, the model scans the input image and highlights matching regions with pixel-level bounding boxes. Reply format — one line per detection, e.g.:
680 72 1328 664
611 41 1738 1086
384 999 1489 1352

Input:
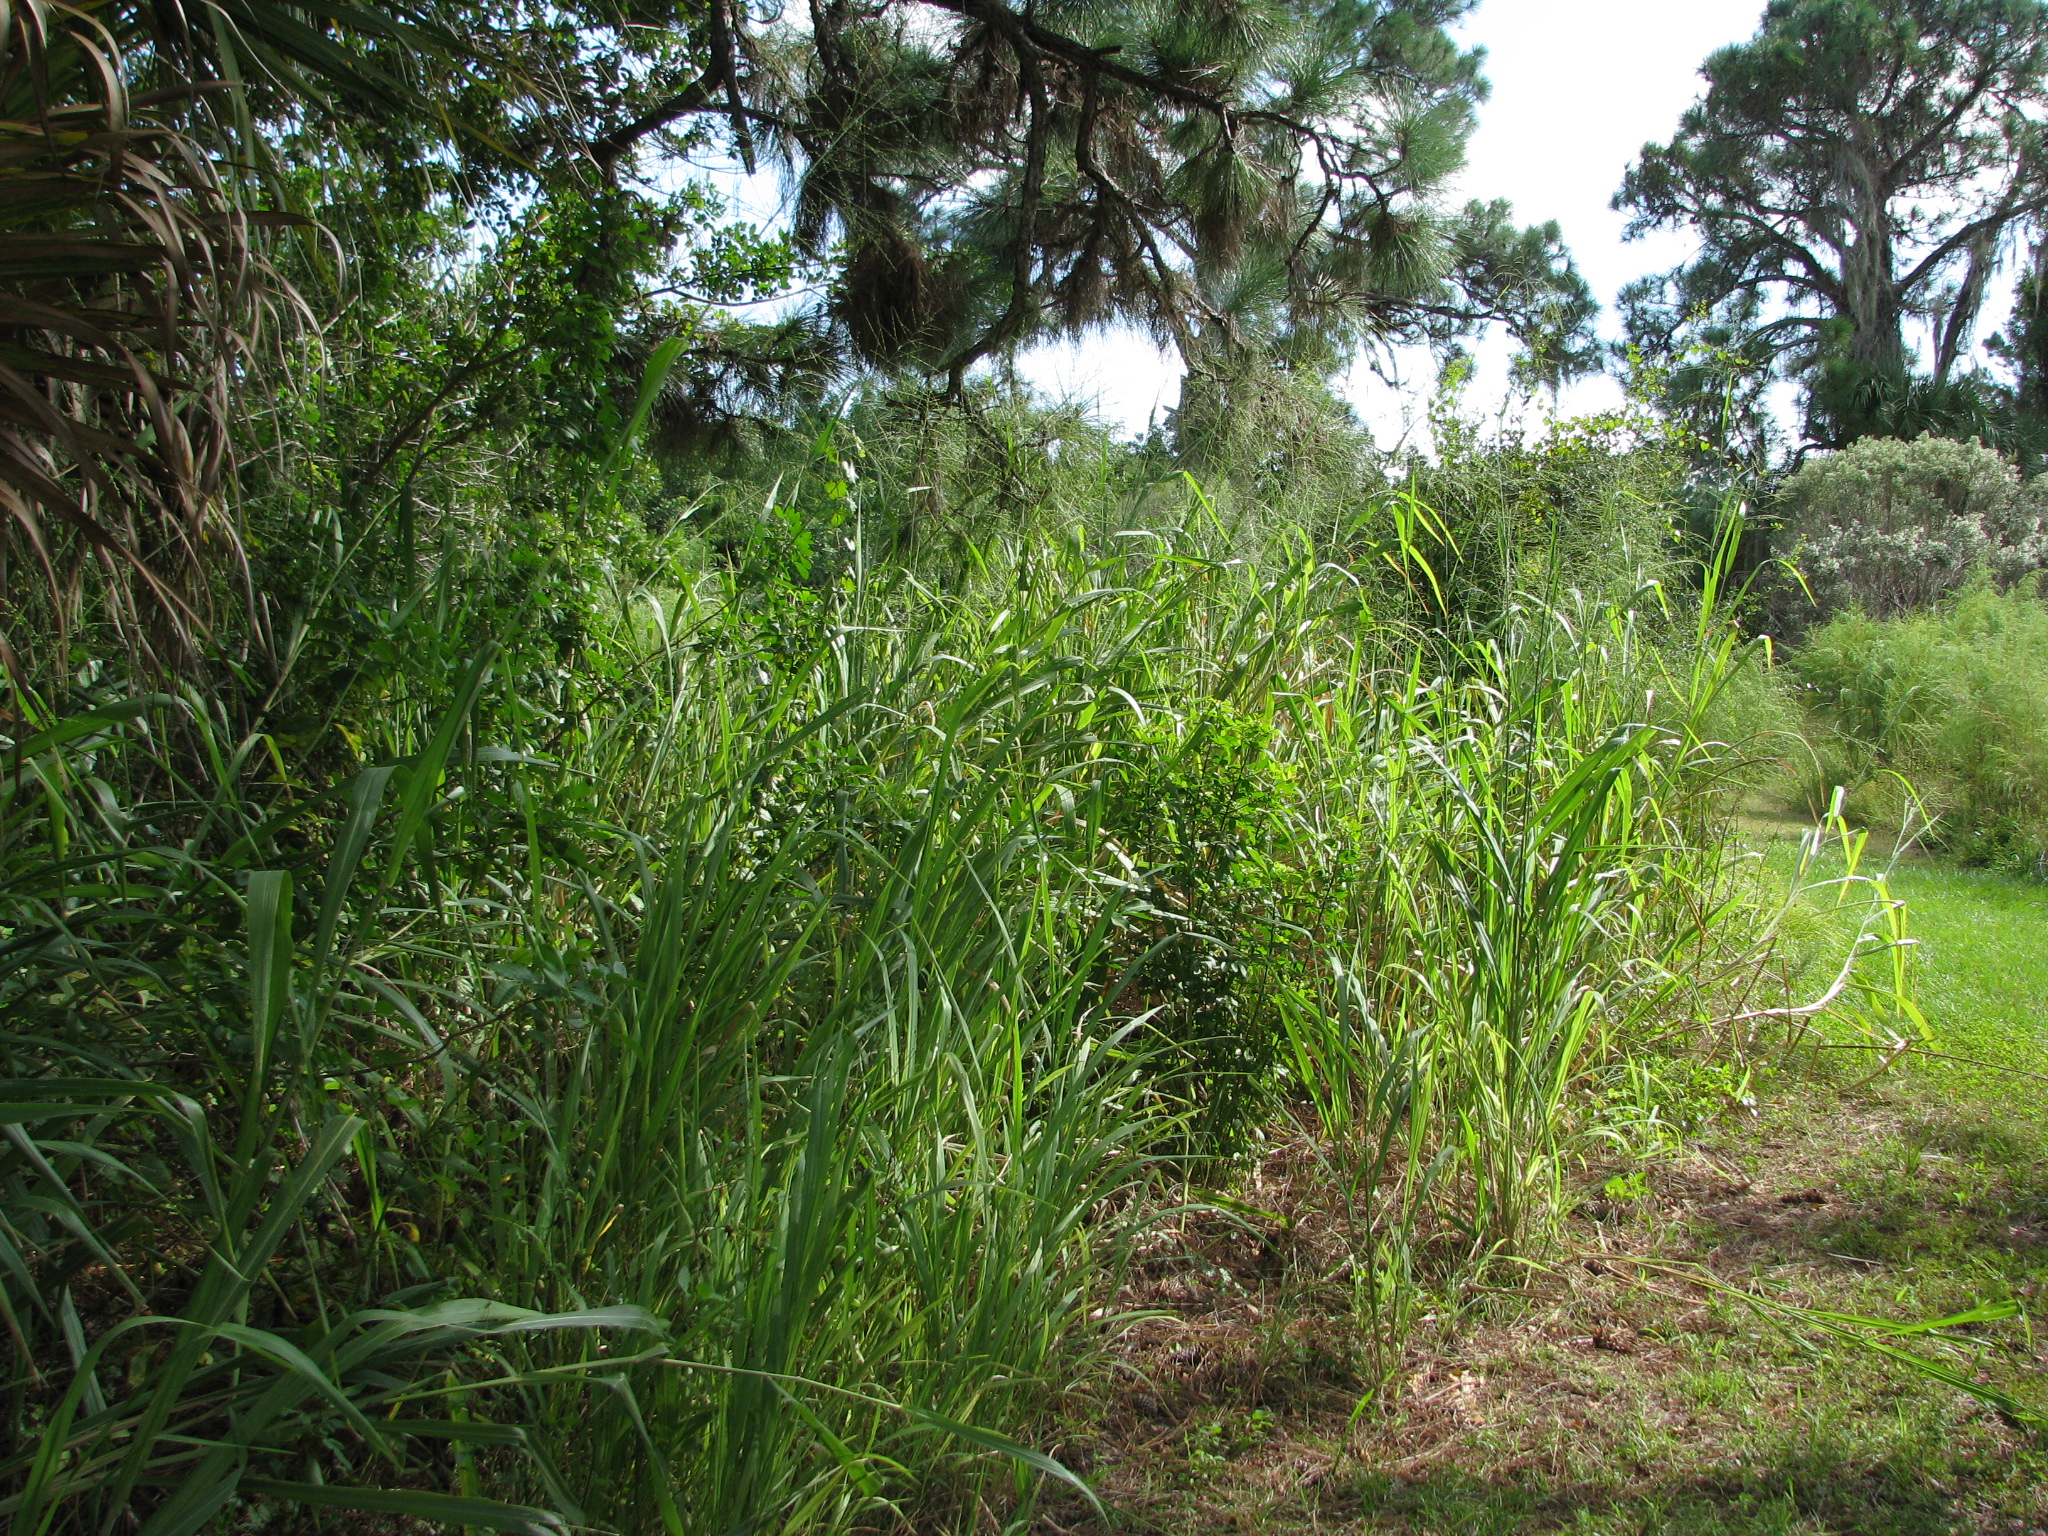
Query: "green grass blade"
237 1478 566 1533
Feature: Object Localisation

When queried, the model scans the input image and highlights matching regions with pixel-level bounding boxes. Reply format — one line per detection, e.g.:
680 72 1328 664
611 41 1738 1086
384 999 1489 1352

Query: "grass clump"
1785 582 2048 875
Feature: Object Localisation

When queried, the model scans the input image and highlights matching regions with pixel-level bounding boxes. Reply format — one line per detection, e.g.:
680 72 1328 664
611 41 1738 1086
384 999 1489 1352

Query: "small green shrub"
1788 583 2048 875
1101 704 1307 1152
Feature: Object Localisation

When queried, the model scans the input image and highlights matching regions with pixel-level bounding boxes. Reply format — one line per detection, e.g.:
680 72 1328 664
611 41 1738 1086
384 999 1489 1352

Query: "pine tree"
1617 0 2048 452
706 0 1596 433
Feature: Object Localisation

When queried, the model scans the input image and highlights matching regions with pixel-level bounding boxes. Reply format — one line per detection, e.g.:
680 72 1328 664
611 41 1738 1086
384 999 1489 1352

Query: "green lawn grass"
1887 860 2048 1090
1740 818 2048 1094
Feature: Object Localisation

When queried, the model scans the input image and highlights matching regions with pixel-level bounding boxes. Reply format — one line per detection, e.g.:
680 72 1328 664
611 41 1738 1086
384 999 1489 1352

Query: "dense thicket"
1 2 2032 1531
7 422 1828 1531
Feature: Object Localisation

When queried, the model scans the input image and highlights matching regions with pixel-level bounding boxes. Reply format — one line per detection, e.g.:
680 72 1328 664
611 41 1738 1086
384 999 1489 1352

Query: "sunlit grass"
1883 861 2048 1090
1738 817 2048 1097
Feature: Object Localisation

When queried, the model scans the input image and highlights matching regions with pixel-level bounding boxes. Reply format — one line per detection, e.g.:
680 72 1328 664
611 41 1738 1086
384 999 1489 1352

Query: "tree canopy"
635 0 1600 452
736 1 1592 379
1617 0 2048 452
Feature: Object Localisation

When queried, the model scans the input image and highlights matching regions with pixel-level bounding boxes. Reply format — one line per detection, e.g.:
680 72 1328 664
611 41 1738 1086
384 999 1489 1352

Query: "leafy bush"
1788 583 2048 875
1386 400 1686 636
1099 704 1307 1150
1776 434 2048 623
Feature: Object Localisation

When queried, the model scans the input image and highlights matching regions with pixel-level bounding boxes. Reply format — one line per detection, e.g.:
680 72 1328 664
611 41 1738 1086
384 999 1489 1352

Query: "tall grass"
1785 581 2048 876
1265 522 1788 1392
1 469 1861 1529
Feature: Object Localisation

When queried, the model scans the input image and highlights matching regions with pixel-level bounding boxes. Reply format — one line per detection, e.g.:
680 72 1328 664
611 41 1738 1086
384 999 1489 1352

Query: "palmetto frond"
0 0 443 682
0 0 267 678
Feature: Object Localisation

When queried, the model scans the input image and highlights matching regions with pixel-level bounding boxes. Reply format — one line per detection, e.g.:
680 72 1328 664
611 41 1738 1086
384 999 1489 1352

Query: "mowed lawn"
1739 817 2048 1094
1886 861 2048 1090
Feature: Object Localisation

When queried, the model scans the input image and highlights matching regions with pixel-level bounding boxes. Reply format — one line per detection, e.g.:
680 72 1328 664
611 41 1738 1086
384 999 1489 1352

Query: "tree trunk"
1837 139 1907 377
1934 230 1996 385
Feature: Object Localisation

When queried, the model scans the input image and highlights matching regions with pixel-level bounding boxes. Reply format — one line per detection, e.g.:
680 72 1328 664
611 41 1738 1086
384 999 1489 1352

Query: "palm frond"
0 0 276 681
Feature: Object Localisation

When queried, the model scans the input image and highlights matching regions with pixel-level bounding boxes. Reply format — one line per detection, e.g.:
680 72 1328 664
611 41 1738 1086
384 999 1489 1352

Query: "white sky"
1016 0 1776 445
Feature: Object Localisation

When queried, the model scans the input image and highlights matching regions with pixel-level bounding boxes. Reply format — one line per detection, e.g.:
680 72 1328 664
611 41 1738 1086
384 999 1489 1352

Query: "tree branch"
590 69 793 178
942 39 1051 388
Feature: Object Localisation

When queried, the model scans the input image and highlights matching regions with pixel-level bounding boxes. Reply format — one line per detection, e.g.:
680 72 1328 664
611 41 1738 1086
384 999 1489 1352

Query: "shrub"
1099 703 1306 1151
1776 433 2048 623
1388 394 1689 630
1788 583 2048 876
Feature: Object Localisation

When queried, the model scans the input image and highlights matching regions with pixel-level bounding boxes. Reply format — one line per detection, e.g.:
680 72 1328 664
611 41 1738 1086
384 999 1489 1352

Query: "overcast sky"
1016 0 1775 444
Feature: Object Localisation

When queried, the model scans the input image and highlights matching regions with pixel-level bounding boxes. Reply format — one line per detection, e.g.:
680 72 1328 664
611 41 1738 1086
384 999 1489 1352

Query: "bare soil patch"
1039 1085 2048 1536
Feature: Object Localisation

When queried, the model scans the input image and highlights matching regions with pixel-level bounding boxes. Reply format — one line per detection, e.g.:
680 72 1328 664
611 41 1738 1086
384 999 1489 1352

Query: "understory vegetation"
13 402 2025 1533
1782 585 2048 877
6 0 2048 1531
